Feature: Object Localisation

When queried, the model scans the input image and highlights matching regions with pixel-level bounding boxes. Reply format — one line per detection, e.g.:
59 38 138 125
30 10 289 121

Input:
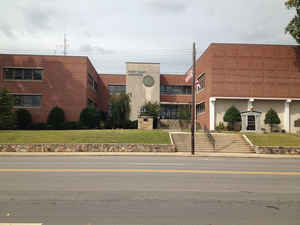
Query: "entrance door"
247 115 255 131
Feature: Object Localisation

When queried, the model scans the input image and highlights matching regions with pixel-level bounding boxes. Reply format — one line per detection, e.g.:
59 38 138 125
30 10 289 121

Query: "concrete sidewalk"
1 152 300 159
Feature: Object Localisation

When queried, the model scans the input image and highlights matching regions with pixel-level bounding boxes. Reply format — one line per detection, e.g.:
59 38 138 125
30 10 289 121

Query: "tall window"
88 73 98 91
160 105 180 119
109 85 126 95
13 95 41 107
197 102 205 114
160 85 191 95
3 68 43 81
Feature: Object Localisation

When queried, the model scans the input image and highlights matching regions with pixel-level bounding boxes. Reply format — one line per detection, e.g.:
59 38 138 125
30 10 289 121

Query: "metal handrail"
204 126 216 151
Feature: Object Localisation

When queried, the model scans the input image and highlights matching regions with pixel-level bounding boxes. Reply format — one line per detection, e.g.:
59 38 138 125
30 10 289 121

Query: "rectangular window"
160 85 191 95
108 85 126 95
197 102 205 114
13 95 41 107
160 105 180 119
88 73 98 91
3 68 43 81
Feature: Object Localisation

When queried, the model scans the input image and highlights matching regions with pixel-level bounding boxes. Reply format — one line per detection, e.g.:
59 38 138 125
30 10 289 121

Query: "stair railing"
204 126 216 151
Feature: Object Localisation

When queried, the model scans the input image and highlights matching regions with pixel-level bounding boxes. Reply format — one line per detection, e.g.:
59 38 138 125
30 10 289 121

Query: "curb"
1 152 300 159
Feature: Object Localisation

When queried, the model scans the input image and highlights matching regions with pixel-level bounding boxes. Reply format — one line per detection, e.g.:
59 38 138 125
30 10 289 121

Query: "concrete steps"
171 133 254 153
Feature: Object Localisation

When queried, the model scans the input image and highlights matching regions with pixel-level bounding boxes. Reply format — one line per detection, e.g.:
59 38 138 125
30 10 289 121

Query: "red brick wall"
160 74 192 103
98 74 126 112
210 43 300 98
0 54 88 122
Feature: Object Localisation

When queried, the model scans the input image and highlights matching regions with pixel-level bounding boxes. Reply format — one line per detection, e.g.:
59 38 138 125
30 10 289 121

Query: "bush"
16 109 32 129
80 106 100 129
29 122 48 130
110 93 131 128
223 106 241 130
47 106 65 129
216 122 225 131
62 121 82 130
0 88 16 129
126 120 138 129
264 108 281 132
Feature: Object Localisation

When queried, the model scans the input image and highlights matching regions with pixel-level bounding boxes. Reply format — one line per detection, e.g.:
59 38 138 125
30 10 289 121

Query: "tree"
16 109 32 129
285 0 300 43
47 106 65 129
80 106 100 129
140 102 160 117
178 105 191 120
110 93 131 128
223 106 241 130
264 108 281 132
0 88 16 129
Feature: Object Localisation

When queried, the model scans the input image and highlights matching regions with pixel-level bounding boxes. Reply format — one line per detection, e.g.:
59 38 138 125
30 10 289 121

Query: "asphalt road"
0 156 300 225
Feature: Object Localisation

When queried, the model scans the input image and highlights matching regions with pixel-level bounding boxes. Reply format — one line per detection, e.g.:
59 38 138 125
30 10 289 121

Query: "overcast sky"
0 0 296 74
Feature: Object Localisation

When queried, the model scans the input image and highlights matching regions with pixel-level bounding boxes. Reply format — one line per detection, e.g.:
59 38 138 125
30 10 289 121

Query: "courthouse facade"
1 43 300 133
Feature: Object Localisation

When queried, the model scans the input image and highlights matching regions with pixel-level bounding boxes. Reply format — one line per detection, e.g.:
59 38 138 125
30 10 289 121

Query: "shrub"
264 108 281 132
80 106 100 129
216 122 225 131
223 106 241 131
47 106 65 129
178 105 191 120
16 109 32 129
126 120 138 129
0 88 16 129
62 121 82 130
29 122 48 130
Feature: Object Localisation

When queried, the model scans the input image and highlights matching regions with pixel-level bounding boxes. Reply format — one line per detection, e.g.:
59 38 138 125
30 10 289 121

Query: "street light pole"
191 42 196 155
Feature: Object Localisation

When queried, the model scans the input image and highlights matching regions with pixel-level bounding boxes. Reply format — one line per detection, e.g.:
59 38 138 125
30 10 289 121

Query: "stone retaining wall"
0 144 176 153
255 146 300 154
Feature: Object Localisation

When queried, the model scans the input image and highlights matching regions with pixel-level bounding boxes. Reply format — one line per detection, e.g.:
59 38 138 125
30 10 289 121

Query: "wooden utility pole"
191 42 196 155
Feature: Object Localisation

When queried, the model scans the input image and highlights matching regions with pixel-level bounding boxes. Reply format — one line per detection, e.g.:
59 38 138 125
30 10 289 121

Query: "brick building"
1 43 300 133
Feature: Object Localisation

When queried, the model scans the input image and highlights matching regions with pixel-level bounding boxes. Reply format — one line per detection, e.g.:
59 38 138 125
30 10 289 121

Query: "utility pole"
191 42 196 155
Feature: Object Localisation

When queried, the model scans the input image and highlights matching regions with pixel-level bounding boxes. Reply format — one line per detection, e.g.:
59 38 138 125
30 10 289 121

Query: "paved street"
0 156 300 225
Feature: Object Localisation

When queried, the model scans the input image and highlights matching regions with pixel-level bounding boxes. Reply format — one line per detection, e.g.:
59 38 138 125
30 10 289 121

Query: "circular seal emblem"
143 75 154 87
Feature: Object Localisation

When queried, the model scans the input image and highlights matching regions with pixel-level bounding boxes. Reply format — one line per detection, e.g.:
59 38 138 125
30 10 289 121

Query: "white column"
248 98 254 111
284 99 291 132
209 97 216 131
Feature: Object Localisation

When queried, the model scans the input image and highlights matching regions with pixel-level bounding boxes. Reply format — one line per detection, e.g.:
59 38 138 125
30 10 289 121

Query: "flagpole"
191 42 196 155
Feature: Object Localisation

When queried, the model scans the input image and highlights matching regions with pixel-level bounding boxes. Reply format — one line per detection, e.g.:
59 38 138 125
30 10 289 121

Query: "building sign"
128 70 146 76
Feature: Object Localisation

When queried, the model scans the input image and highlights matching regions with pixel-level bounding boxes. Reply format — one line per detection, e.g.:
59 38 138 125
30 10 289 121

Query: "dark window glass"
4 68 13 80
197 102 205 114
15 68 23 80
33 69 42 80
109 85 126 94
24 69 33 80
160 85 191 95
13 95 41 107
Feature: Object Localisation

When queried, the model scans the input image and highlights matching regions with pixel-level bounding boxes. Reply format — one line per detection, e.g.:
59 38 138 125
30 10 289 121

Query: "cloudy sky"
0 0 296 74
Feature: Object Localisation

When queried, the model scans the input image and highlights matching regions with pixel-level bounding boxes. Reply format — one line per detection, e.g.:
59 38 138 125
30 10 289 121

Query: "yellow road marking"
0 169 299 175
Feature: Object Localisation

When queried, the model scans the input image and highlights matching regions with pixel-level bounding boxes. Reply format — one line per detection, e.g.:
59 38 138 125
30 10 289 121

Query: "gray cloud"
0 23 15 39
79 44 114 55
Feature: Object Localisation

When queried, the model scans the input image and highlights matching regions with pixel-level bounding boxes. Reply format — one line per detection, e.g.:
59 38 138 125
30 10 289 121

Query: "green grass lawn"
0 130 171 144
245 133 300 147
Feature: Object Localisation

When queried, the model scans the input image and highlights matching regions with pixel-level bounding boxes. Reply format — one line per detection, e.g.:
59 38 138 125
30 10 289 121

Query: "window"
160 105 179 119
197 102 205 114
109 85 126 95
88 98 97 108
3 68 43 81
13 95 41 107
196 74 205 92
160 85 191 95
88 73 98 91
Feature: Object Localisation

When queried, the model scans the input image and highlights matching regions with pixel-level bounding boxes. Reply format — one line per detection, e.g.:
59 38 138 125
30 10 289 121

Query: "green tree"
141 102 160 117
285 0 300 43
178 105 191 120
16 108 32 129
0 88 16 129
80 106 100 129
223 106 241 130
264 108 281 132
47 106 65 129
110 93 131 128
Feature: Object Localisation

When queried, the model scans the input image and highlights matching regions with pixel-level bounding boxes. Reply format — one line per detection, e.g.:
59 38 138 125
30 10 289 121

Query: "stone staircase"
170 133 254 153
